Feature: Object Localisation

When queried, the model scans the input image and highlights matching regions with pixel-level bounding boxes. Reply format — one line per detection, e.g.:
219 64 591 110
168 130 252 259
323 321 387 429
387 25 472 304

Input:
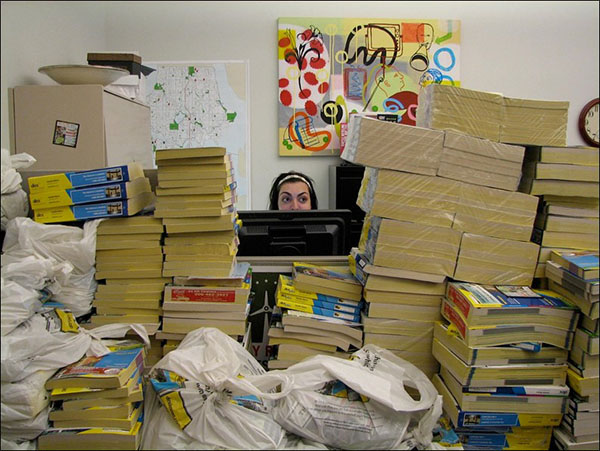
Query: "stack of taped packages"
152 146 250 355
342 83 580 451
28 162 154 224
267 261 364 369
91 215 167 369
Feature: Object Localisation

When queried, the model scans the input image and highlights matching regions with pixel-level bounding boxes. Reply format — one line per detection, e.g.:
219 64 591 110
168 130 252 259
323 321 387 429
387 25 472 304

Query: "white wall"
2 1 598 208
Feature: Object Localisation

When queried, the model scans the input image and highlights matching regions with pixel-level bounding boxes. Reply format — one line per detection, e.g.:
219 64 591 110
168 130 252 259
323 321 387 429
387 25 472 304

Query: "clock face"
580 98 599 147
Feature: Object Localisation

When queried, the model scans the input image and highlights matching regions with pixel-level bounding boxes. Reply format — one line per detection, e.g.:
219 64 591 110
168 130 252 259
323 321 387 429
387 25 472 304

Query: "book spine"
446 283 473 318
279 294 362 314
442 300 468 339
166 287 238 303
276 298 360 322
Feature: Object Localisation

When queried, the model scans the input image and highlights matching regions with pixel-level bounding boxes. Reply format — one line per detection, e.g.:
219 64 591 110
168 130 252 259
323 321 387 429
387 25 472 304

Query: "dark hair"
268 171 318 210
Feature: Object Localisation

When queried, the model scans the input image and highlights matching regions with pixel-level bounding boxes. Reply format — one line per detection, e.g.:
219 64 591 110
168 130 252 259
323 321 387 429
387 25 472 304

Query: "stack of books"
520 145 599 280
545 251 599 450
153 146 239 278
38 346 145 450
432 282 579 450
500 97 569 147
520 145 599 202
158 262 251 343
533 195 599 280
91 215 167 334
350 248 446 378
355 167 540 285
267 262 363 369
416 84 504 142
29 163 155 224
438 131 525 191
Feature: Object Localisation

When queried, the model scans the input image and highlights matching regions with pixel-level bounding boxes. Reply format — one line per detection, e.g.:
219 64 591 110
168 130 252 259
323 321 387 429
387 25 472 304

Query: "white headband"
277 174 312 192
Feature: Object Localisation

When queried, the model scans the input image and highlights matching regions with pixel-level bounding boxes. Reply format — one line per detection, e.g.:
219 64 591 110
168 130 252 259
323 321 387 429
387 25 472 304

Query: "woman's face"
277 181 312 210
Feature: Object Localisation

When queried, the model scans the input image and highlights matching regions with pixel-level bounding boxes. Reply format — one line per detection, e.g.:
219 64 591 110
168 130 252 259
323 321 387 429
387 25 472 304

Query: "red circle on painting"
299 88 312 99
301 29 313 41
280 90 292 106
318 82 329 94
304 72 318 85
309 39 324 53
310 58 326 69
305 100 317 116
279 37 290 48
279 78 289 88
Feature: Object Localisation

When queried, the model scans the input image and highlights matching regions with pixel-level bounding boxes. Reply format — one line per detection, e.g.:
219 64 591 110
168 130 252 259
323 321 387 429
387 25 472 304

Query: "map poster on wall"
278 18 461 156
145 61 251 209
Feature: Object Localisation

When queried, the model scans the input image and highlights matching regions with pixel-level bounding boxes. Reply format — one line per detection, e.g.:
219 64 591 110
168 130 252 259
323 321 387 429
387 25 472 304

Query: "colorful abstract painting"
278 18 461 156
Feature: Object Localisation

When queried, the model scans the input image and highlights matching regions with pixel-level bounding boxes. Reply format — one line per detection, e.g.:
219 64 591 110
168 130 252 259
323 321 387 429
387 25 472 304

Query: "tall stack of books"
38 346 145 450
28 163 155 224
500 97 569 147
158 262 251 344
432 282 579 450
152 146 246 354
350 247 446 379
519 145 599 281
92 215 166 334
267 262 363 369
546 251 599 450
154 146 239 279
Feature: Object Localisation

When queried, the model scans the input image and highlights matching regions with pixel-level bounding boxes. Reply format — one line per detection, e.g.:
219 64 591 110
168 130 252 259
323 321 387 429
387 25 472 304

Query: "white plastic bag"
0 405 50 441
2 218 100 316
1 190 29 230
0 278 43 337
1 148 36 194
146 328 287 450
239 345 443 450
0 438 36 450
1 369 54 421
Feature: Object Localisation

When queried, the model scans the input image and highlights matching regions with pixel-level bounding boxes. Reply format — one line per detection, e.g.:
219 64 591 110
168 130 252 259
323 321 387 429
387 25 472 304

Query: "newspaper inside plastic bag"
145 328 287 450
238 345 443 450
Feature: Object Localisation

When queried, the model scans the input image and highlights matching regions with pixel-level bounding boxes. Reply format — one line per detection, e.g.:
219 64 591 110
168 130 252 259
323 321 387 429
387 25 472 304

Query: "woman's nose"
290 199 300 210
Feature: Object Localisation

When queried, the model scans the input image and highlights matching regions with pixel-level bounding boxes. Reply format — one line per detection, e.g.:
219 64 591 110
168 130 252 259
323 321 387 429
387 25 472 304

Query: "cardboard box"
9 85 153 171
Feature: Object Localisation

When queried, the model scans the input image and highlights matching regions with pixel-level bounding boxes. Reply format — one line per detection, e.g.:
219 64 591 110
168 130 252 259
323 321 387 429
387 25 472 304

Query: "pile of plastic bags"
143 327 445 450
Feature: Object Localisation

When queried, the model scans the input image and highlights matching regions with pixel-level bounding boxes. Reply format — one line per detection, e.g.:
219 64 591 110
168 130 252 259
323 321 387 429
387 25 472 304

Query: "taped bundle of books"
545 250 599 450
91 215 167 335
431 281 580 451
343 115 526 192
416 83 569 147
29 162 155 224
350 247 446 379
153 146 239 279
156 262 252 352
267 262 363 370
38 343 146 450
